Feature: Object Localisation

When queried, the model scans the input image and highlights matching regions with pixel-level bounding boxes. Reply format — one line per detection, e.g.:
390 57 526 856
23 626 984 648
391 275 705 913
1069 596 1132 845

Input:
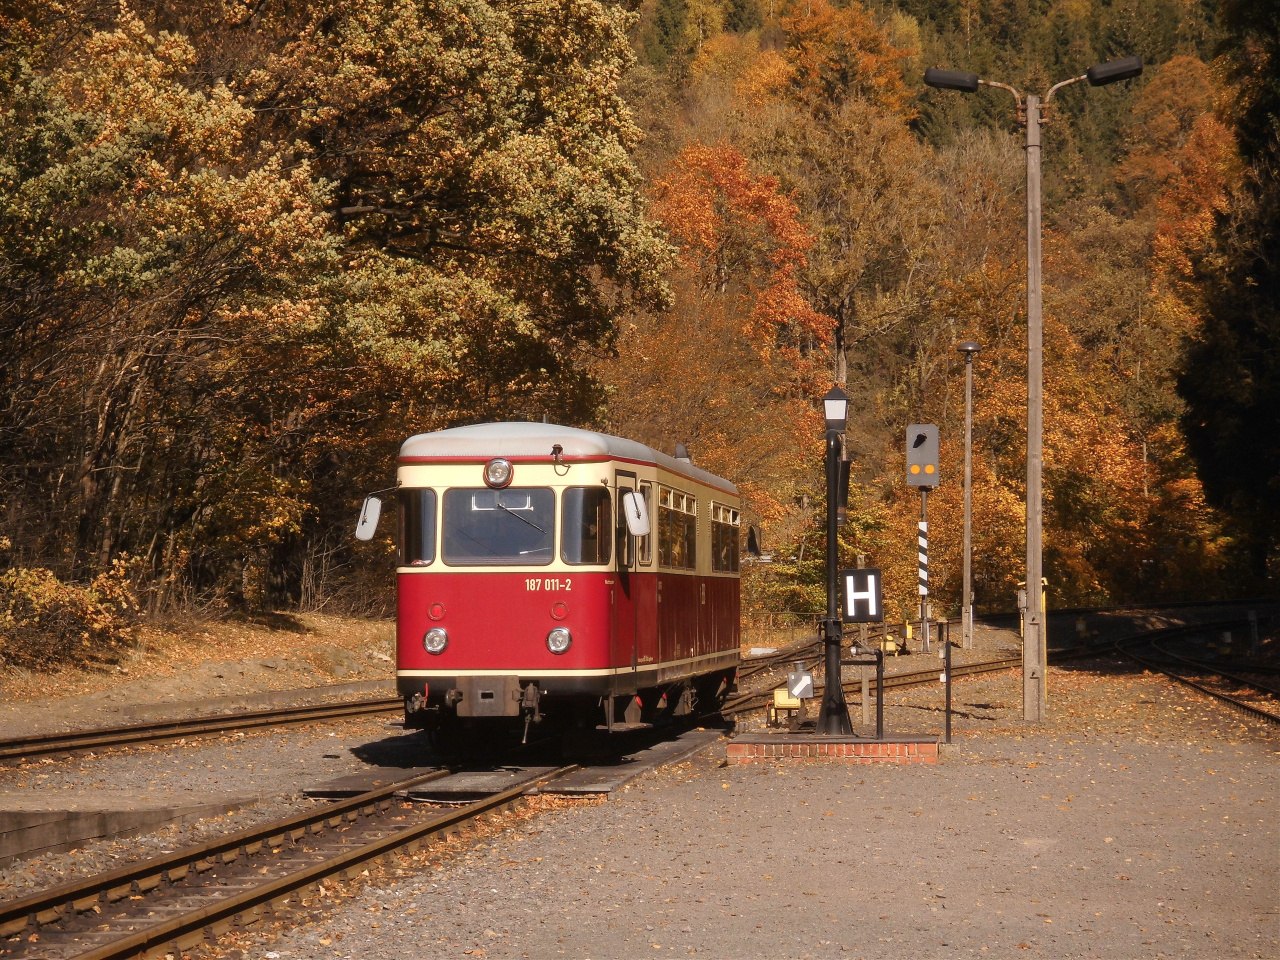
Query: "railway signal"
787 663 814 701
906 424 939 486
906 424 939 653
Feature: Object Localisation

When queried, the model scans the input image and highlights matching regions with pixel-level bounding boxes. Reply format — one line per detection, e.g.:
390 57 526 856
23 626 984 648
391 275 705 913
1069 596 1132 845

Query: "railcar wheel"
694 671 734 716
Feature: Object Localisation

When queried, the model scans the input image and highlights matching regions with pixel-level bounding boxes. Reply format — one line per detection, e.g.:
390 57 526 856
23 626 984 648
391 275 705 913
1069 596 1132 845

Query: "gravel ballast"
0 715 420 894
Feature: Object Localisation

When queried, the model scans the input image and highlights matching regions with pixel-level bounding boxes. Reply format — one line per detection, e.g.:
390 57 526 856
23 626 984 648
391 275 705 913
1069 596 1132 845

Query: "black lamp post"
924 55 1142 721
818 386 853 735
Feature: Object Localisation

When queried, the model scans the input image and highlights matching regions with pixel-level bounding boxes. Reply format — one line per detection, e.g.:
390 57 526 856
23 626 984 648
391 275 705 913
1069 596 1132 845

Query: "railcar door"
612 471 639 696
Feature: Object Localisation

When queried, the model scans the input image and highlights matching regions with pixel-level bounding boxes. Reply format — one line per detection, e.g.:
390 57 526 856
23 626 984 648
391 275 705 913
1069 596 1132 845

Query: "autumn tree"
1177 2 1280 585
0 0 670 612
602 142 834 533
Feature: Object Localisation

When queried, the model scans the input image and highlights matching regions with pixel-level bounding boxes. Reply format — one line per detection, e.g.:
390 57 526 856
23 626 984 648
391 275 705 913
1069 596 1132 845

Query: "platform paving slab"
545 729 726 795
407 767 562 802
303 767 444 800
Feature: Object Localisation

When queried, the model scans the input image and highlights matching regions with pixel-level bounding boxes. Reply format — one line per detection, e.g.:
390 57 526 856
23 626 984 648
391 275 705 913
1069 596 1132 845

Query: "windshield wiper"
497 501 546 534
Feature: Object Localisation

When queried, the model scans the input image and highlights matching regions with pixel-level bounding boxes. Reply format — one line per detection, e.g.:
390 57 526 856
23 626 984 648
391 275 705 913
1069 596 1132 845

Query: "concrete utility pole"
956 341 981 650
1023 92 1046 720
923 56 1143 722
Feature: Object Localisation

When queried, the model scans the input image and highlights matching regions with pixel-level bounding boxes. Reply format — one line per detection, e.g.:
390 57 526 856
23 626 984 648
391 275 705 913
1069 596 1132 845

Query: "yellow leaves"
651 141 832 359
781 0 913 121
60 8 250 164
0 562 140 670
733 49 793 111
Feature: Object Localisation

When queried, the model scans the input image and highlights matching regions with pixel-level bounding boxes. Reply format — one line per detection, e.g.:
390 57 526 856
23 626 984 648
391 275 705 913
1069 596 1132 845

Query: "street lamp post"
924 56 1142 722
818 386 854 735
956 340 981 650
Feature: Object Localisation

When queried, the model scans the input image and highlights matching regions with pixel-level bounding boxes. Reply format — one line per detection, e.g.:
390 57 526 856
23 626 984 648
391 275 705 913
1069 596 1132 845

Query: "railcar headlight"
484 458 513 488
546 627 572 655
423 627 449 655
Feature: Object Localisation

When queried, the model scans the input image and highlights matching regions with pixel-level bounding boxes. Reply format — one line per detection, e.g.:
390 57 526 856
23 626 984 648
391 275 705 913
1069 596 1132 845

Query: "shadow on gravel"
346 717 734 772
348 730 437 768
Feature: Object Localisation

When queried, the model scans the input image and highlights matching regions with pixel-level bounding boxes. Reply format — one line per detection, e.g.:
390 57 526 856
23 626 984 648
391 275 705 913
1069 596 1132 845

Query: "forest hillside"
0 0 1275 663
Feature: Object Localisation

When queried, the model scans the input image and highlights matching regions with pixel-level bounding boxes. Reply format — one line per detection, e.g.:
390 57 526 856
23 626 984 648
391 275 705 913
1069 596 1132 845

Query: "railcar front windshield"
562 487 612 565
442 488 555 565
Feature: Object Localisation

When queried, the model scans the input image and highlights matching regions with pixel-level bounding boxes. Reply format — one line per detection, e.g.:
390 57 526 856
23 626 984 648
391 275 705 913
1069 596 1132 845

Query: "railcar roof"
399 422 738 495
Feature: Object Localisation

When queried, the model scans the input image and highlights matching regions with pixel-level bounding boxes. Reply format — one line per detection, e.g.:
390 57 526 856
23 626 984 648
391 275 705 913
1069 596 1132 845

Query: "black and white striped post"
918 506 931 654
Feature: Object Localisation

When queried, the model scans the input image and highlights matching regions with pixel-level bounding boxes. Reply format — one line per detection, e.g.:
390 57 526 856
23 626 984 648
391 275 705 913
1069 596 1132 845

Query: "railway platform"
244 648 1277 960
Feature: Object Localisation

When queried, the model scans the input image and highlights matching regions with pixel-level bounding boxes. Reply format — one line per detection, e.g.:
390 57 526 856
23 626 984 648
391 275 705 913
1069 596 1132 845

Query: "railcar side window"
658 488 673 567
442 488 554 565
397 488 437 566
658 486 697 571
562 487 612 565
615 489 633 569
684 495 697 569
711 502 741 573
637 483 653 565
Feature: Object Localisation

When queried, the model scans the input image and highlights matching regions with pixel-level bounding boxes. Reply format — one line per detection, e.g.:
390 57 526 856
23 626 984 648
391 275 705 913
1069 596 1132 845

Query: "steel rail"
722 654 1023 716
723 640 1117 718
73 765 575 960
735 620 951 684
1117 622 1280 728
1147 639 1280 698
0 696 403 764
2 765 576 960
16 603 1259 764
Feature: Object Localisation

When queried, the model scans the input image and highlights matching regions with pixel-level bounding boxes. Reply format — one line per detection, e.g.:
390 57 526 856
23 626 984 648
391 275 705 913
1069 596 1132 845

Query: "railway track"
723 651 1021 717
1116 620 1280 727
728 600 1278 719
0 765 576 960
0 697 403 765
9 602 1265 766
735 619 954 685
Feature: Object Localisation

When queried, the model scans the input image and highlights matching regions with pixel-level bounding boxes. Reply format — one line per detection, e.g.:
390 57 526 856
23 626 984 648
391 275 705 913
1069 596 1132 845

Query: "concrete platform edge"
0 797 253 867
726 733 940 765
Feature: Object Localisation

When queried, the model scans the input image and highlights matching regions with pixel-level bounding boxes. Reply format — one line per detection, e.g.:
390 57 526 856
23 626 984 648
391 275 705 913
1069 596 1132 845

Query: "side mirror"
746 525 762 557
355 496 382 541
622 491 650 537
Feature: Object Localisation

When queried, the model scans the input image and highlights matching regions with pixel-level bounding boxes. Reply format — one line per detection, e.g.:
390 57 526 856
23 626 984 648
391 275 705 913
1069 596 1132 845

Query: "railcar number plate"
526 578 572 592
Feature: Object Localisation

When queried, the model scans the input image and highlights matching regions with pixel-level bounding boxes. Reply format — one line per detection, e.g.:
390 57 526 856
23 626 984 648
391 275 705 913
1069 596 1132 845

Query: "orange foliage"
652 143 833 366
781 0 913 120
734 48 793 110
604 142 835 525
1120 56 1242 335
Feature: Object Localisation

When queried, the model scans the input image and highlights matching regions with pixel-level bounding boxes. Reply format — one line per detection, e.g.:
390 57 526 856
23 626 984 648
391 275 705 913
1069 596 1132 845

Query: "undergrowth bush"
0 554 140 670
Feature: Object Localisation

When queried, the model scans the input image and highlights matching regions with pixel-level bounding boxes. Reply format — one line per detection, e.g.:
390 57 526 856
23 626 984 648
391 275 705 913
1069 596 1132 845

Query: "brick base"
726 735 938 764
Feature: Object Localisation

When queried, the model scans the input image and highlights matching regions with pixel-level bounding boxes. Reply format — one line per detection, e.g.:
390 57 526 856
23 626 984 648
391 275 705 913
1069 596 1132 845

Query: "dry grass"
0 612 395 704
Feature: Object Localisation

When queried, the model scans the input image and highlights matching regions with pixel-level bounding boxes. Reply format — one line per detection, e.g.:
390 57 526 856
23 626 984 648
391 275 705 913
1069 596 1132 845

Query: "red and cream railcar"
393 422 742 737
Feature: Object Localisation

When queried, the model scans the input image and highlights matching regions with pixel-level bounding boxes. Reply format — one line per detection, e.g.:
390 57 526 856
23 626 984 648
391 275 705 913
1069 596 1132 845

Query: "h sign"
841 567 883 623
